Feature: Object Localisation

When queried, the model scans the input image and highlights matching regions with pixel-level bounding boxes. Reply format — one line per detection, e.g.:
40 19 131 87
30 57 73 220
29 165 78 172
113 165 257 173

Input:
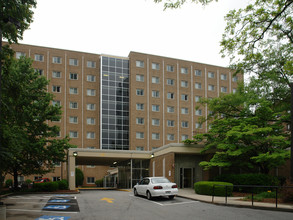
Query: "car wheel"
134 188 138 196
146 191 152 200
168 195 175 200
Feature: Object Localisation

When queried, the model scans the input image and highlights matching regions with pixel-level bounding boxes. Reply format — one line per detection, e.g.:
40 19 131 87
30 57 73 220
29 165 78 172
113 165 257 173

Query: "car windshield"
151 178 170 184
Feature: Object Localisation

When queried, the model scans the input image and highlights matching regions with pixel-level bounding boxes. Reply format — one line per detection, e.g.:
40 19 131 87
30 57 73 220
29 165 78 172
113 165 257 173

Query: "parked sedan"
133 177 178 200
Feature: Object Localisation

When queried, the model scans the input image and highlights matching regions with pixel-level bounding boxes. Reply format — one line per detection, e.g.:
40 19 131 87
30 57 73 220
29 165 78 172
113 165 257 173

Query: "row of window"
135 131 200 141
52 100 96 110
16 52 97 68
69 131 96 139
136 74 238 83
136 104 189 114
136 118 191 127
52 86 96 96
68 116 96 125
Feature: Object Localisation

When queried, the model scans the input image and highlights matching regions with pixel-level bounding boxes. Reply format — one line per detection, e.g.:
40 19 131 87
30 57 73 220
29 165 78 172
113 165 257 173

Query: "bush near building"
75 168 84 187
33 182 59 192
95 179 104 187
194 181 233 196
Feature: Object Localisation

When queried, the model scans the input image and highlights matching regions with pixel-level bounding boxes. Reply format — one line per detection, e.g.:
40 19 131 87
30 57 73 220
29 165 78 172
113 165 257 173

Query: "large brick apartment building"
7 43 242 188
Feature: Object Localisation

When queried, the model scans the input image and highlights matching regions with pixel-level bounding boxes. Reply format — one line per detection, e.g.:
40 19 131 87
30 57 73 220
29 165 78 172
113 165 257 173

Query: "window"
208 72 215 78
152 90 160 98
136 103 144 110
136 89 144 96
136 74 144 82
208 84 215 91
136 146 144 151
181 94 188 101
152 118 160 126
136 60 144 68
69 131 78 138
52 85 61 93
87 61 96 68
181 135 188 141
152 76 160 84
52 100 61 106
167 134 175 141
53 177 61 181
87 132 95 139
152 62 160 70
195 123 202 129
16 52 25 59
181 80 188 87
87 103 96 110
52 56 62 64
87 177 95 184
233 88 237 93
167 106 174 113
221 74 227 80
195 109 202 116
70 73 78 80
69 87 78 94
87 146 95 149
69 58 78 66
87 89 96 96
152 133 160 140
152 105 160 112
232 76 238 82
195 96 201 102
195 83 202 89
221 86 228 93
69 116 78 124
136 117 144 125
195 69 202 76
52 71 61 78
181 108 188 114
167 79 174 85
87 75 96 82
35 54 44 62
87 117 95 125
69 102 78 109
181 67 188 74
167 92 174 99
167 65 174 72
35 69 44 76
136 132 144 139
182 121 189 128
167 120 175 127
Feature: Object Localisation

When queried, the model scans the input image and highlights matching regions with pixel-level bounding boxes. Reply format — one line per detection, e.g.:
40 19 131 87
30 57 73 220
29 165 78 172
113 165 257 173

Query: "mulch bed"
232 192 293 204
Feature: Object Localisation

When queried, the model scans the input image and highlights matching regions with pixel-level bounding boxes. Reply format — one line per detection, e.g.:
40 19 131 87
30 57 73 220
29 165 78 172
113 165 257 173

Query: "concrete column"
68 154 76 190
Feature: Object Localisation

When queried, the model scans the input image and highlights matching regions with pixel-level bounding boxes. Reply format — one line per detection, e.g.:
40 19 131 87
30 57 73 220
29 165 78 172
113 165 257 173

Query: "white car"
133 177 178 200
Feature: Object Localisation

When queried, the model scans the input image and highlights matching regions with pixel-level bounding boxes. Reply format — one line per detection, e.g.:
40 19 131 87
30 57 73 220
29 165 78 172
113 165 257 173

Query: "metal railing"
211 184 293 208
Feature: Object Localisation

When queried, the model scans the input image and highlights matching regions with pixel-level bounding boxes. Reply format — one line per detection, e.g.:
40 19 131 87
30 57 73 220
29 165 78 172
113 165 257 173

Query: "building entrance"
180 168 193 188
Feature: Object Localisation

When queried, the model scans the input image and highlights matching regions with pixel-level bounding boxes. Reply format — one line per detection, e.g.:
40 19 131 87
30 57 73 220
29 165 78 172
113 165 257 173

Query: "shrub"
213 173 279 193
75 168 84 187
281 180 293 202
5 179 13 188
194 181 233 196
57 180 68 190
95 178 104 187
33 182 58 192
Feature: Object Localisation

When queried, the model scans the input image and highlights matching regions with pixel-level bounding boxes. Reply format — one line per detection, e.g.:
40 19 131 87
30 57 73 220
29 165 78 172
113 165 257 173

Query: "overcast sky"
20 0 250 67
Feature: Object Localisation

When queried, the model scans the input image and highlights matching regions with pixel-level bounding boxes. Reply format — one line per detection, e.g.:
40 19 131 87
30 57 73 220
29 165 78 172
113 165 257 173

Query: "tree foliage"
0 0 36 43
154 0 217 9
185 84 290 174
1 49 75 188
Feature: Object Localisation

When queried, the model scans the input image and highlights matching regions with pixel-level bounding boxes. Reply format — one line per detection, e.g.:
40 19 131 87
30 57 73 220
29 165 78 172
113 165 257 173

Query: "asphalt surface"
2 190 293 220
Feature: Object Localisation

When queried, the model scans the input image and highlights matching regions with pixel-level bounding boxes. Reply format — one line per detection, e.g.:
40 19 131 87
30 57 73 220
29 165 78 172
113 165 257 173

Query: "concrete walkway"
177 188 293 212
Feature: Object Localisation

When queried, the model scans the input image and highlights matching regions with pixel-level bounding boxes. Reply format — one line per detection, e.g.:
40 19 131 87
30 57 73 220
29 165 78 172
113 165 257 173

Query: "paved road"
3 190 293 220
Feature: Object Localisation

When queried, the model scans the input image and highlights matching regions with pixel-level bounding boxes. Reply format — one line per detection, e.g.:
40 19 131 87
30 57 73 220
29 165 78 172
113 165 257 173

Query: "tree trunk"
13 169 18 190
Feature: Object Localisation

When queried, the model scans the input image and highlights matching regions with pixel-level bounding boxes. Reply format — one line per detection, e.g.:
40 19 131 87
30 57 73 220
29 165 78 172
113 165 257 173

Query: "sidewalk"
177 188 293 212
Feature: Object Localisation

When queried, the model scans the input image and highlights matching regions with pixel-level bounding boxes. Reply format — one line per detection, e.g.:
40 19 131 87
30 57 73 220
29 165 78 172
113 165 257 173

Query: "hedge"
57 180 68 190
212 173 280 193
194 181 233 196
33 182 59 192
95 178 103 187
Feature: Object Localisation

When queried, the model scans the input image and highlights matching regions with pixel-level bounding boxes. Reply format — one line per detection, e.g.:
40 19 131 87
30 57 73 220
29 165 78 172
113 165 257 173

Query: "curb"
177 195 293 213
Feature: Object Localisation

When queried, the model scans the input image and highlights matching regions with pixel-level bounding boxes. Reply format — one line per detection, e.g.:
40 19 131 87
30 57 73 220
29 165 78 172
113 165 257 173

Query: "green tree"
185 84 290 173
154 0 217 9
1 51 75 189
